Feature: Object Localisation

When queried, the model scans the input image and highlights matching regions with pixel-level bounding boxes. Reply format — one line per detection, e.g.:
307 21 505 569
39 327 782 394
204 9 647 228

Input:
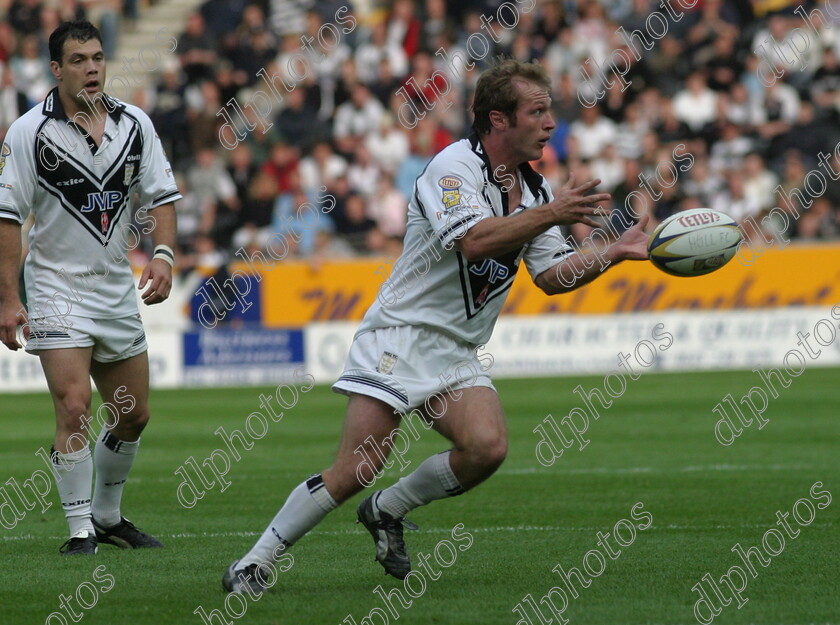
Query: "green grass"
1 368 838 625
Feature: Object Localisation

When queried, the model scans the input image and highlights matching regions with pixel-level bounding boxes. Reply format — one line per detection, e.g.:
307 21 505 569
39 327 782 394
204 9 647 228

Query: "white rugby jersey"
359 134 575 346
0 88 180 320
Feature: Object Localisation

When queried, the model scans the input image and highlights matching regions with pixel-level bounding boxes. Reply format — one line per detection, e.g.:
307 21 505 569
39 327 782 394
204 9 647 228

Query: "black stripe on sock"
306 474 324 494
101 430 123 452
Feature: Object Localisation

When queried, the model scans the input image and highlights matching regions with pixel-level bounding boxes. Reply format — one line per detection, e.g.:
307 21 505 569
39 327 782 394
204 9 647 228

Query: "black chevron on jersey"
34 121 143 245
456 246 521 319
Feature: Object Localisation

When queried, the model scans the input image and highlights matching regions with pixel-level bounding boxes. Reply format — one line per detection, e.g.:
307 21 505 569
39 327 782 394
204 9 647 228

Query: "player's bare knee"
114 407 150 437
467 435 508 471
55 395 91 423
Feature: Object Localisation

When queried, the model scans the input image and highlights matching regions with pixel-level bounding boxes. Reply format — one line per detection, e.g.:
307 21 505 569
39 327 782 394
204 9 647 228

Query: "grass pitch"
1 367 837 625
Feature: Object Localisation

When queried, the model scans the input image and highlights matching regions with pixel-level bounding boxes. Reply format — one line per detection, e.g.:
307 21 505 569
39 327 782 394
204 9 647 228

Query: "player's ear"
489 110 508 131
50 60 62 81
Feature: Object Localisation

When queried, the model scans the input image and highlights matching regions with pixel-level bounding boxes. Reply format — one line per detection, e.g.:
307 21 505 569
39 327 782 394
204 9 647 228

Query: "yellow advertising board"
257 243 840 327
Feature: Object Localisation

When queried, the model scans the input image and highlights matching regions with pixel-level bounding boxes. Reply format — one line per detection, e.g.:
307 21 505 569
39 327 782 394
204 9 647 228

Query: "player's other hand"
547 174 612 228
613 214 651 261
139 258 172 305
0 298 28 350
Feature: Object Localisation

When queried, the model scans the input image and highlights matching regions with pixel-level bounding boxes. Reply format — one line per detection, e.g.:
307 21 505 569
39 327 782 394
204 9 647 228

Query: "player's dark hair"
49 21 102 65
471 58 551 135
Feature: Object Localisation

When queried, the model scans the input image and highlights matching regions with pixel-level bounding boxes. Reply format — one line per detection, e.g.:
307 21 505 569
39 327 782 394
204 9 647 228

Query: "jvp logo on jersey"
469 258 510 283
80 191 123 213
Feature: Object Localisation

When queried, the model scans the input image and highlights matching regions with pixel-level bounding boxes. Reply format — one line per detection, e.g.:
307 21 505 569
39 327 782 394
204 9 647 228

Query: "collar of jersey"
468 131 545 199
41 87 125 123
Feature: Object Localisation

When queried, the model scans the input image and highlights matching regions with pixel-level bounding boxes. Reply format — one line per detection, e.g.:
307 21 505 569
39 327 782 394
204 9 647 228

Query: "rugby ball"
647 208 741 277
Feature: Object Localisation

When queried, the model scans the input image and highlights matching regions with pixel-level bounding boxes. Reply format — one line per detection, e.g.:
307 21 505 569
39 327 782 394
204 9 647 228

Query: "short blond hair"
471 59 551 135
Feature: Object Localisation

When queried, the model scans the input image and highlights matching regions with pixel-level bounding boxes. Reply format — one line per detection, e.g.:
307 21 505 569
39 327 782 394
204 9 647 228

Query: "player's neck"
480 133 520 185
58 88 108 126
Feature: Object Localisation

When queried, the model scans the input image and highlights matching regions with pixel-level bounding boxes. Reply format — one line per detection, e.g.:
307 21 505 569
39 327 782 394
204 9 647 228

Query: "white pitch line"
3 522 835 542
107 463 823 484
498 463 817 476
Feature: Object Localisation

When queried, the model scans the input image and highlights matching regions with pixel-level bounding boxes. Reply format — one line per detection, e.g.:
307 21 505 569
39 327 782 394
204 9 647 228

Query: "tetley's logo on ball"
677 211 720 228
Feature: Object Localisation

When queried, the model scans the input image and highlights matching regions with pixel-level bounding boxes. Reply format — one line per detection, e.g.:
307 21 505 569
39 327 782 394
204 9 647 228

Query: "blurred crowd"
1 0 840 276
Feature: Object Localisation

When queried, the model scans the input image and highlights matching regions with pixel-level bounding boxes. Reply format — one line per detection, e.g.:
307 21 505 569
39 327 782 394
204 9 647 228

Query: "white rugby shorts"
25 314 147 363
332 325 494 412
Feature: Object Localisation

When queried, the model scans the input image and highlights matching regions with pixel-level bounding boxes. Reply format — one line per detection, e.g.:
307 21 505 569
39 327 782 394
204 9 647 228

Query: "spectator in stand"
395 117 437 199
355 17 408 86
776 150 808 217
672 72 718 137
333 82 384 155
712 170 762 224
185 80 224 153
0 62 28 140
262 141 300 195
200 0 246 37
235 28 276 85
367 175 407 239
683 0 739 55
8 0 44 36
532 0 568 57
36 6 61 57
591 144 625 193
682 155 723 208
615 102 649 160
742 152 778 213
9 34 51 106
178 12 218 84
771 102 834 164
173 173 207 254
387 0 422 59
709 122 753 174
331 189 380 256
811 47 840 118
227 143 258 208
752 78 801 156
272 187 330 257
231 170 278 251
187 149 241 247
276 87 326 152
347 142 380 198
724 82 755 128
150 61 189 166
368 55 403 107
654 99 691 147
568 104 617 161
269 0 314 37
299 141 348 194
798 198 839 239
366 113 410 177
306 10 353 92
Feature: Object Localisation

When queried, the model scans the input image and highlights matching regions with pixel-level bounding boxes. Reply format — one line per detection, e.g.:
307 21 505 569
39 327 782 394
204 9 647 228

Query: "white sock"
52 446 95 537
376 450 463 519
92 426 139 527
241 474 338 567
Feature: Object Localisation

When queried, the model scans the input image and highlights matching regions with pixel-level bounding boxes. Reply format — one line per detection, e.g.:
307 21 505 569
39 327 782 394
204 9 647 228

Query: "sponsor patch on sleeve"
0 143 10 176
439 176 462 210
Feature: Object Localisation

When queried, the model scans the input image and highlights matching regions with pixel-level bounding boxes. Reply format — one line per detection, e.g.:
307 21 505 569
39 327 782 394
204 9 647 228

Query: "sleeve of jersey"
417 155 489 250
0 122 35 224
136 112 181 209
522 186 576 281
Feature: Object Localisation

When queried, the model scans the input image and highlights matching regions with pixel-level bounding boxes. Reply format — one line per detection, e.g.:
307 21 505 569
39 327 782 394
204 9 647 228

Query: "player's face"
52 38 106 109
508 79 555 163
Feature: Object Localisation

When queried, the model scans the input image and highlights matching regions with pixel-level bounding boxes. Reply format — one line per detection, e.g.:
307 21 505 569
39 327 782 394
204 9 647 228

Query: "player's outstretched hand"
0 298 28 350
139 258 173 305
547 174 612 228
613 214 651 261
